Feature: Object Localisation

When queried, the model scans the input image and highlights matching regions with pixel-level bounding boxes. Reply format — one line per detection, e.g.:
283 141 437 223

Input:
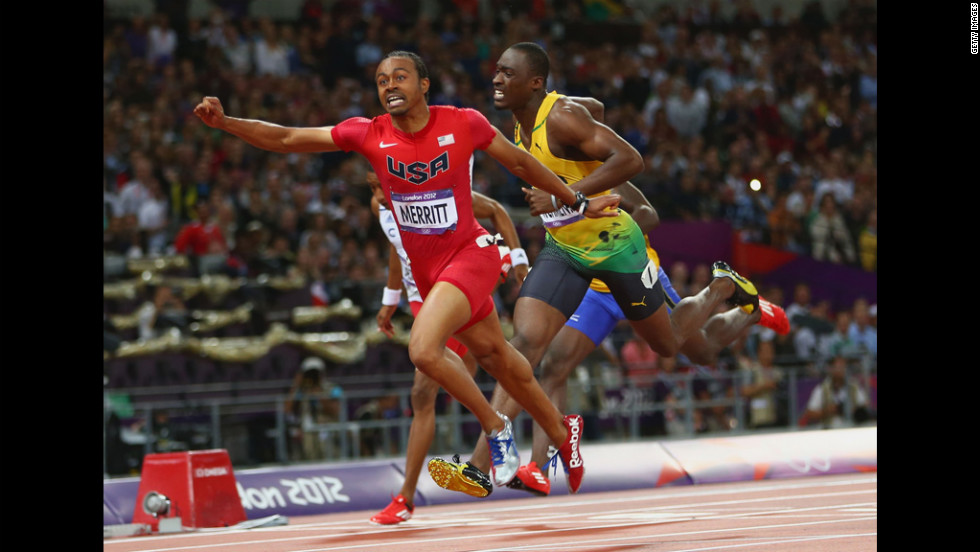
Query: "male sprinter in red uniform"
367 169 528 525
194 51 618 498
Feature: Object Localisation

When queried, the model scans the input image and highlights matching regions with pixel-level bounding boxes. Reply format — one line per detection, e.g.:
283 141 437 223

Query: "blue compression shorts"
565 266 683 346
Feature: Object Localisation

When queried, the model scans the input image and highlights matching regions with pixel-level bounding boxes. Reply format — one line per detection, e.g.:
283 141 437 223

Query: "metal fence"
103 353 877 478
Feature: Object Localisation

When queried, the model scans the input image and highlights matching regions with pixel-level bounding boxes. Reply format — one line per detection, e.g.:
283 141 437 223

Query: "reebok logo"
564 416 582 469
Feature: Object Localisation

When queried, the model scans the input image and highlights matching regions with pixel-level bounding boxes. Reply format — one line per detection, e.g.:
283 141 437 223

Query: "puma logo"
631 296 647 307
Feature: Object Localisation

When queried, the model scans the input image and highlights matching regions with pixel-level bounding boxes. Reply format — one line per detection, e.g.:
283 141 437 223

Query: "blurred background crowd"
103 0 876 470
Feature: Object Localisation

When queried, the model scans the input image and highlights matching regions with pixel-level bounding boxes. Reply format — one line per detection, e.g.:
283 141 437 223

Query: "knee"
410 378 439 410
652 337 680 358
408 343 442 373
539 355 568 390
683 348 716 366
477 342 532 382
509 332 547 369
470 342 507 373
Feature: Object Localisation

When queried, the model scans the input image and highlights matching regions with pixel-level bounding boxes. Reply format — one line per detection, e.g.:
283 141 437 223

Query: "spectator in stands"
104 213 140 257
296 228 335 284
819 309 858 361
667 261 692 299
690 362 734 434
354 389 402 457
123 14 149 60
285 356 343 461
654 355 688 436
785 282 813 325
858 208 876 272
174 198 229 258
813 157 854 207
767 189 802 252
647 107 678 151
136 176 170 256
160 160 198 231
808 192 857 265
220 21 253 74
151 410 187 453
260 170 291 229
147 12 178 70
212 198 239 251
104 173 122 228
620 329 659 388
261 231 298 277
253 18 290 77
666 82 709 140
847 298 877 359
792 298 834 362
687 262 712 296
224 220 266 278
118 154 155 218
737 338 783 429
137 283 188 341
801 353 870 429
274 206 303 252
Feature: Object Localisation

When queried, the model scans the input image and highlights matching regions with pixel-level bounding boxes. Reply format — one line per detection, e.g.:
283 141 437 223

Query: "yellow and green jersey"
516 91 649 276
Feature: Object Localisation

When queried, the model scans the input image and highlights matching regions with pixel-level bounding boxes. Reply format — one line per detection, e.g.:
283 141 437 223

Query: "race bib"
540 205 585 229
390 188 459 235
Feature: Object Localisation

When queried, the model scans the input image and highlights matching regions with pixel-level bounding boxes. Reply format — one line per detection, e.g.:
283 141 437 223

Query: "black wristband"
570 191 589 214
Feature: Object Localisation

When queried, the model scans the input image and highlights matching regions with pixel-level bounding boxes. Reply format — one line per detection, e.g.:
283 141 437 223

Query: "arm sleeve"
330 117 372 152
462 108 497 150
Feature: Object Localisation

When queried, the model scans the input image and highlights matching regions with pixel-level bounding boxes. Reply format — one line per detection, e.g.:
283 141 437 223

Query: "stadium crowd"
103 0 876 413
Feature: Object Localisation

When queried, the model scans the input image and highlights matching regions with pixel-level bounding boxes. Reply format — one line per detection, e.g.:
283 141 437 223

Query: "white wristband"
509 248 529 266
382 287 402 306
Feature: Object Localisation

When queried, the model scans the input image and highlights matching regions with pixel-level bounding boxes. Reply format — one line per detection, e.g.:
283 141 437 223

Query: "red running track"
103 473 876 552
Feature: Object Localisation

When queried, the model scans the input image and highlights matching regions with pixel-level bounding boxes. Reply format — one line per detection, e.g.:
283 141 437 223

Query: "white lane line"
469 519 878 552
107 510 876 552
476 531 879 552
103 477 877 551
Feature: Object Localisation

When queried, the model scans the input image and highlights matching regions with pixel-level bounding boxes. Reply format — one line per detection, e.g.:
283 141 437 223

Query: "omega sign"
195 466 230 478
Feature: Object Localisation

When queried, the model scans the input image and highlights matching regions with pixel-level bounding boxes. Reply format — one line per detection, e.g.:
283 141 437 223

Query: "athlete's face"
492 49 540 111
376 57 429 116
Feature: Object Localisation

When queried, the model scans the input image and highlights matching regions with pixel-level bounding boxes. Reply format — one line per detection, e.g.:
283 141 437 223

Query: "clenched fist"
194 96 226 128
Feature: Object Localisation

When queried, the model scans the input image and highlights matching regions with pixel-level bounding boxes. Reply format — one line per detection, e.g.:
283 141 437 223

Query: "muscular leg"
680 307 760 366
398 351 478 507
530 325 597 467
468 295 570 473
454 300 571 473
629 278 737 358
409 282 503 434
